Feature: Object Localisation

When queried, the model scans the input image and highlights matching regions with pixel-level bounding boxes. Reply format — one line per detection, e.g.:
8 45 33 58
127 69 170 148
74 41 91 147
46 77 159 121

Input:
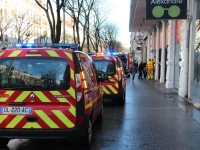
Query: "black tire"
118 92 125 106
97 105 103 122
0 138 10 147
79 119 92 148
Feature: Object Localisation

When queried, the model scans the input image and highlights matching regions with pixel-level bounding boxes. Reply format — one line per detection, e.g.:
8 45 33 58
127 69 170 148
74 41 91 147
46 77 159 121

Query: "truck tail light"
118 67 122 81
75 71 88 102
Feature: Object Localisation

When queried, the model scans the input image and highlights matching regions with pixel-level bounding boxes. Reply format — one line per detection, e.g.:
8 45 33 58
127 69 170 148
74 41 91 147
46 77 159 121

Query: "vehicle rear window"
0 58 70 90
93 60 115 75
118 55 127 67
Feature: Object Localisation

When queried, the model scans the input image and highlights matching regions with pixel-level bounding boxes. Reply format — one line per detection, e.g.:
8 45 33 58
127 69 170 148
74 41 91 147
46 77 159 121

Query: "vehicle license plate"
0 107 32 115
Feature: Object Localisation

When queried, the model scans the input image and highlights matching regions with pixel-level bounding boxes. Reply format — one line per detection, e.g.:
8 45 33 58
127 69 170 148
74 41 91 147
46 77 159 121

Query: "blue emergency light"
105 52 119 56
16 43 79 50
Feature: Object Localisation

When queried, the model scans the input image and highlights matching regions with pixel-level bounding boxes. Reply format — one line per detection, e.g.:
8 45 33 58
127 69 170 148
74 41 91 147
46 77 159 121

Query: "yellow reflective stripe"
109 79 115 82
23 122 42 128
25 54 42 56
0 97 7 102
5 91 14 95
50 91 67 102
114 74 118 79
64 52 73 61
6 115 24 128
0 115 7 123
107 85 117 94
34 91 50 102
67 87 75 99
105 57 111 60
69 104 76 116
48 91 76 116
70 69 74 80
14 91 31 102
115 83 118 88
35 110 59 128
8 50 22 57
0 51 5 56
50 91 60 95
52 110 74 128
0 91 14 102
103 86 110 94
46 50 59 57
57 98 67 102
85 93 103 109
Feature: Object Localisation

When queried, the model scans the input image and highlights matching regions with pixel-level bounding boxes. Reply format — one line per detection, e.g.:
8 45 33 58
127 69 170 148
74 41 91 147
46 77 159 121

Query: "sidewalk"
131 76 200 124
151 79 200 109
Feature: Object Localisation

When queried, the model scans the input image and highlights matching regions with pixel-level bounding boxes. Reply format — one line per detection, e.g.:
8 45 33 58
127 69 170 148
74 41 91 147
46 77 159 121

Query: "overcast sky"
106 0 130 48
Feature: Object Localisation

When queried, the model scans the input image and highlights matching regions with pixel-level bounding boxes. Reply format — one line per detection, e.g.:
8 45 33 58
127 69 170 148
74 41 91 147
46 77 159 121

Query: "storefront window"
194 19 200 101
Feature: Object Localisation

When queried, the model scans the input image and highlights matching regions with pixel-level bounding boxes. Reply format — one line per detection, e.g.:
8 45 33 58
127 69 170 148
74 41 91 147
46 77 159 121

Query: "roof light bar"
15 43 79 50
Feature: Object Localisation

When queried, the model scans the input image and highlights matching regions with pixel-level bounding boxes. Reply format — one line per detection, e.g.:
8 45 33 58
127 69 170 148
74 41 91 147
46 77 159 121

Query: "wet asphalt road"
3 76 200 150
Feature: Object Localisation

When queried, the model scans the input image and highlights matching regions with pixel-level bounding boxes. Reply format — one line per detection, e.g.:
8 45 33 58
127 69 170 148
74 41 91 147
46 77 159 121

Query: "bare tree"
101 23 121 52
35 0 64 43
64 0 83 48
89 1 107 52
0 12 13 41
60 34 73 43
64 0 98 51
13 12 39 43
80 0 96 51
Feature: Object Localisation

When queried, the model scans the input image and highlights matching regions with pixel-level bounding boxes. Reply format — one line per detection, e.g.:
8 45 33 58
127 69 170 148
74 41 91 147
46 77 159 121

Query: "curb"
184 98 200 109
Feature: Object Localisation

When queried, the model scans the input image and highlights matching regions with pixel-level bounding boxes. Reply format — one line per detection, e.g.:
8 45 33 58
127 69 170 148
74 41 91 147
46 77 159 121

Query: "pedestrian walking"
135 61 138 73
131 61 137 83
143 61 147 79
138 61 144 79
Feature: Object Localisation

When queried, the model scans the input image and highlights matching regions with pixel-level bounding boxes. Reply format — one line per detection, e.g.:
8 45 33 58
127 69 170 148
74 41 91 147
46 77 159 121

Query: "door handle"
85 90 92 94
26 117 38 122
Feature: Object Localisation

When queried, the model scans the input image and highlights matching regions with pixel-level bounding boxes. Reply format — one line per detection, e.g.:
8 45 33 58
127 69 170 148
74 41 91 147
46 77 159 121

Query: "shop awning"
129 0 159 33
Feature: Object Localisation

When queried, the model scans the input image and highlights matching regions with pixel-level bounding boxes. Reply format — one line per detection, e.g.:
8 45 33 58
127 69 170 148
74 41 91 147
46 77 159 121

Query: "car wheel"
97 105 103 122
79 119 92 148
118 92 125 106
0 138 10 147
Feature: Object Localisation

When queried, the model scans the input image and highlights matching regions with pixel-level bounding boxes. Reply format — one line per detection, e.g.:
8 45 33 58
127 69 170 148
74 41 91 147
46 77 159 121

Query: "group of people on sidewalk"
130 58 155 83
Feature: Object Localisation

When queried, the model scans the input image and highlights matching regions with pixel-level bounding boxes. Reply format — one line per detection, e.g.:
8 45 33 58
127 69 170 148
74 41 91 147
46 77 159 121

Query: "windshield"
93 60 115 75
0 58 70 90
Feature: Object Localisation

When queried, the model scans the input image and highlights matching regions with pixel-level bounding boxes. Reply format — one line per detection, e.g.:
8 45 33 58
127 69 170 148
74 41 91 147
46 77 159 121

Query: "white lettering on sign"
151 0 183 4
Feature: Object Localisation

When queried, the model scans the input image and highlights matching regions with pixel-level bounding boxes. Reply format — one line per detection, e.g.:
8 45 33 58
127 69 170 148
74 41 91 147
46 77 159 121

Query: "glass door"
194 43 200 100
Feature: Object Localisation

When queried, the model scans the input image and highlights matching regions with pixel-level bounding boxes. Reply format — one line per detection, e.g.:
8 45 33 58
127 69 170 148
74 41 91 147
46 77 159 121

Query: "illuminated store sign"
146 0 187 20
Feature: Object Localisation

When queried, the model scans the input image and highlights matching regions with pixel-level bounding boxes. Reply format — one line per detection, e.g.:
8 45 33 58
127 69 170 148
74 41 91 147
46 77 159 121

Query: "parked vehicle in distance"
117 53 131 77
91 53 126 105
0 43 104 148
